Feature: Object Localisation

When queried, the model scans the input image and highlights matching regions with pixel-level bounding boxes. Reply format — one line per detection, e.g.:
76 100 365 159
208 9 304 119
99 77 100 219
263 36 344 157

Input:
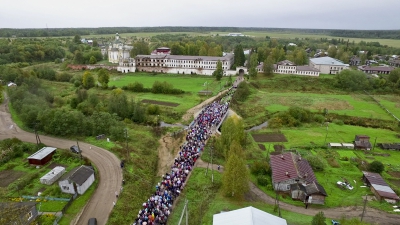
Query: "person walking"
115 191 119 198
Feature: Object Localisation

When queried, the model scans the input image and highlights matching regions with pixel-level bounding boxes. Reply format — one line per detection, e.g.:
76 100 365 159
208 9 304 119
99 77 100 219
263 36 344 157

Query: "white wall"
77 173 95 195
59 180 75 194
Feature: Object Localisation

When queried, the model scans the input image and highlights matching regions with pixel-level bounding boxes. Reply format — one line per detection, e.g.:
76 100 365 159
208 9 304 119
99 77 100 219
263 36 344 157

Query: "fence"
22 195 70 202
364 91 400 122
52 193 77 225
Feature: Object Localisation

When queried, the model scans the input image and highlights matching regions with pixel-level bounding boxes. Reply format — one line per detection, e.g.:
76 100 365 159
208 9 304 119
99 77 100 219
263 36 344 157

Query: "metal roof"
329 143 342 147
136 53 234 61
309 57 346 66
61 165 94 186
371 184 400 200
27 147 57 160
341 143 354 147
40 166 65 181
270 152 316 183
213 206 287 225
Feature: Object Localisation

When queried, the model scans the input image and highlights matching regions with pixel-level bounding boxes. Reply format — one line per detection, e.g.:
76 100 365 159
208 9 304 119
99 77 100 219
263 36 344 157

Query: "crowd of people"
133 86 237 225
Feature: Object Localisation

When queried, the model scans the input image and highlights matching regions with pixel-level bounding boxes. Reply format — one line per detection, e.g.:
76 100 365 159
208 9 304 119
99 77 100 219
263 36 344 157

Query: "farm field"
250 92 395 121
374 95 400 119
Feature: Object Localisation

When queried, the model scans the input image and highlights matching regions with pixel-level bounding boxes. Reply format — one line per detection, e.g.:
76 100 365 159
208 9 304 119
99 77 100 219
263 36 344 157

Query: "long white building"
134 54 235 76
257 60 320 76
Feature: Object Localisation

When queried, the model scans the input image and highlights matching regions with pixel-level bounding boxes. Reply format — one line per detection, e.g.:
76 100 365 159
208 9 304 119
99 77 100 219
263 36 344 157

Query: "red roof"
270 152 317 183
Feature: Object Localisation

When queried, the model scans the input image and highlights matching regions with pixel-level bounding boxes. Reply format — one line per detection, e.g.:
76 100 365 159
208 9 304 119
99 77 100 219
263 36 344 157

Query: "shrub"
147 105 160 115
332 119 344 125
232 82 251 102
250 160 270 175
314 114 326 123
304 155 326 172
339 156 349 161
257 175 269 186
56 72 72 82
368 160 384 174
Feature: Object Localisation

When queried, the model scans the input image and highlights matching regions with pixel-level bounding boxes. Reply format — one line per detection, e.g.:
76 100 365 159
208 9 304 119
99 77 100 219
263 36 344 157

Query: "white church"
108 33 133 64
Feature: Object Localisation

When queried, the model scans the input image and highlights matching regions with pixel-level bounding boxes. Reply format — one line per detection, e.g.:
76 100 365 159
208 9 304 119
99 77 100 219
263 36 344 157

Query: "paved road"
0 95 122 225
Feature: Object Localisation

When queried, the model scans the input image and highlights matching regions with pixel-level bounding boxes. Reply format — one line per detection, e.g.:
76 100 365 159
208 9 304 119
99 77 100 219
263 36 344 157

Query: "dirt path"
157 133 186 176
182 89 229 122
0 95 122 225
194 159 400 225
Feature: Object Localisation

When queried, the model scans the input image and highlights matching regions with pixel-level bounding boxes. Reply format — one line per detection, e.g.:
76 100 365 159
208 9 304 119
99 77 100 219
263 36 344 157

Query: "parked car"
70 145 81 154
332 220 340 225
88 218 97 225
337 181 353 190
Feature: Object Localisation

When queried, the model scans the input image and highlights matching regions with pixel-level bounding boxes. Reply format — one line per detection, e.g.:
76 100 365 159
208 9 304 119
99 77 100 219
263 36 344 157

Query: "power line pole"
323 122 329 146
361 194 367 222
76 139 82 162
372 137 377 151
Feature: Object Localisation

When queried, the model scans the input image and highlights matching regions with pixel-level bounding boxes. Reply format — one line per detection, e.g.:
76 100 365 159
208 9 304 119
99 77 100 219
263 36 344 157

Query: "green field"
253 92 395 120
373 95 400 119
255 123 400 148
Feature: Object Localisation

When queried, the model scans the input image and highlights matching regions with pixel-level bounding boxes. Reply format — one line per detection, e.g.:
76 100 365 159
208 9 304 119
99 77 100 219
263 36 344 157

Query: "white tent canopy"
213 206 287 225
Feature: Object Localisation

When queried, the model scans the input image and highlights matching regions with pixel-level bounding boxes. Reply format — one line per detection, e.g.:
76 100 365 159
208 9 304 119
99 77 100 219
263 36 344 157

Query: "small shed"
341 143 354 149
328 143 342 149
59 165 95 195
377 143 400 150
40 166 66 185
354 135 372 150
213 206 287 225
0 202 38 225
362 171 399 204
27 147 57 166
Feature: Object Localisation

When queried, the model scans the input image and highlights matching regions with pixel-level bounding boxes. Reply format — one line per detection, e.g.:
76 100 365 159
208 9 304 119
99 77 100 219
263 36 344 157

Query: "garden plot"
251 133 288 142
0 170 26 187
141 99 179 107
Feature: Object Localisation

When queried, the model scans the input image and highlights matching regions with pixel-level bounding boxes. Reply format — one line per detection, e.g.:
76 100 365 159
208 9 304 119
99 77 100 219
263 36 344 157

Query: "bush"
332 119 344 125
257 175 269 186
147 105 160 115
232 82 251 102
304 155 326 172
250 160 270 175
56 72 72 82
368 160 384 173
314 114 326 123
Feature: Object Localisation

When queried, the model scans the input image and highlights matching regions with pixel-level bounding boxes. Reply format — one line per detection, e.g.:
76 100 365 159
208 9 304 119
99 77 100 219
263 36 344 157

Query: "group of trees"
0 38 65 65
334 68 400 93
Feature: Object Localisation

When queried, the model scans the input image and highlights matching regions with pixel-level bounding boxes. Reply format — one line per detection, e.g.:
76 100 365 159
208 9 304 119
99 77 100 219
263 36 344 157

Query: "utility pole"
76 139 82 161
372 137 377 151
323 122 329 146
34 123 41 149
361 194 367 222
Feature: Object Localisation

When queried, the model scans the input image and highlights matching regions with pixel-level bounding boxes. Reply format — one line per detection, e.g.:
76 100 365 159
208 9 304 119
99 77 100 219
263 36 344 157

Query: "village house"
388 59 400 67
362 171 400 204
58 165 95 195
354 135 372 150
257 60 320 76
151 47 171 55
270 152 327 204
309 56 349 74
0 202 38 225
349 56 361 66
27 147 57 166
358 65 395 74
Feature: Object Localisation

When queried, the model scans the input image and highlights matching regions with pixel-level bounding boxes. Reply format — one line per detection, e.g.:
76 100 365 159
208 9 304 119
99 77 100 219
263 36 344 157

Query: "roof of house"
359 66 395 72
355 135 370 140
305 182 327 196
354 141 372 149
27 147 57 160
0 202 37 216
40 166 65 181
60 165 94 186
136 53 234 61
350 56 361 61
341 143 355 147
212 206 287 225
309 57 347 66
270 152 317 184
329 143 342 147
362 171 399 200
277 60 296 66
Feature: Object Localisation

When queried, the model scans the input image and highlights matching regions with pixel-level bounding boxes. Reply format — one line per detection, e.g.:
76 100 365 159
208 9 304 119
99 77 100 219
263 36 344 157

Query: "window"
286 184 290 190
63 186 69 190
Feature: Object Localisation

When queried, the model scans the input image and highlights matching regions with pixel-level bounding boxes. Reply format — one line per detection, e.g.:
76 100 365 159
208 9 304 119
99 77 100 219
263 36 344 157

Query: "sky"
1 0 400 30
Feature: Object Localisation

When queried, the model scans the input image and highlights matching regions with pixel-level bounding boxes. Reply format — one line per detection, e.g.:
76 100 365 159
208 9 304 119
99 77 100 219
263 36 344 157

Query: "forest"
1 27 400 39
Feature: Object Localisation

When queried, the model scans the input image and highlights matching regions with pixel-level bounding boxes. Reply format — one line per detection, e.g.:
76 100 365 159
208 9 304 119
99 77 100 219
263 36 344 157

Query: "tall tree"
130 41 150 57
263 56 274 76
97 69 110 89
220 115 246 158
73 35 81 44
248 52 258 79
213 60 223 81
222 141 249 199
233 44 245 67
82 71 95 89
328 46 337 58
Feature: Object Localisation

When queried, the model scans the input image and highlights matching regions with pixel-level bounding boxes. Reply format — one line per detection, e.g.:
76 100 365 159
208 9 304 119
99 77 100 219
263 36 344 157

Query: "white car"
337 181 353 190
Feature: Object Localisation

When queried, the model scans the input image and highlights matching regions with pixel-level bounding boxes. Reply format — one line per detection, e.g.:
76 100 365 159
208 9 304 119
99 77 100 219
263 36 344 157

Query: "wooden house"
354 135 372 150
59 165 95 195
0 202 38 225
362 171 399 204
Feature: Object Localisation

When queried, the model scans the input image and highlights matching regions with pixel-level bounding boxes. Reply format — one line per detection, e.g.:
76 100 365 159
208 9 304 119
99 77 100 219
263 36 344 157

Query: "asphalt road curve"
0 96 122 225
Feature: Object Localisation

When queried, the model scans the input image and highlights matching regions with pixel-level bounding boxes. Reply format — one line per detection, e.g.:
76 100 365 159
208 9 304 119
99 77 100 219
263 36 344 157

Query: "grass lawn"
254 123 400 148
373 95 400 119
38 200 67 212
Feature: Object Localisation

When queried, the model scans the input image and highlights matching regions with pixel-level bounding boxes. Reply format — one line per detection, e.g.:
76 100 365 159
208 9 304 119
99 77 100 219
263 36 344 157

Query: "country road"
0 95 122 225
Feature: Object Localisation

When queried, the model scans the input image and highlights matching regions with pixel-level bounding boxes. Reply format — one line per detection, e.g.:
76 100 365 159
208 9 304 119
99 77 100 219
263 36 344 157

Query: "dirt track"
0 95 122 225
194 158 400 225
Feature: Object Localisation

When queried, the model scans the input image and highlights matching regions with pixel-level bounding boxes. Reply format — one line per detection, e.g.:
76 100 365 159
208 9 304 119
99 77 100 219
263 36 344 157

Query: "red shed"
27 147 57 166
